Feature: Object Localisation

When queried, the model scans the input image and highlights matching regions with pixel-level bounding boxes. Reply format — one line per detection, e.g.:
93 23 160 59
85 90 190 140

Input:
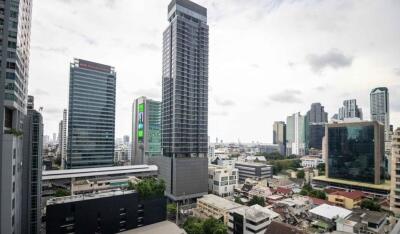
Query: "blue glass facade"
327 121 384 184
67 59 116 168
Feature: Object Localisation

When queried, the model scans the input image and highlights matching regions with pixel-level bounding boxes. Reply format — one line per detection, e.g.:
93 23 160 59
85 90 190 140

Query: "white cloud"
29 0 400 143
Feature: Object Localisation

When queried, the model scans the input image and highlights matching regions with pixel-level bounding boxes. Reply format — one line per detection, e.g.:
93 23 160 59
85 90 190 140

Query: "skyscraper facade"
370 87 389 141
306 103 328 150
58 109 67 168
272 121 286 155
131 96 161 165
157 0 209 201
325 121 384 184
67 59 116 169
0 0 33 233
336 99 363 120
22 96 43 234
286 112 306 156
390 128 400 215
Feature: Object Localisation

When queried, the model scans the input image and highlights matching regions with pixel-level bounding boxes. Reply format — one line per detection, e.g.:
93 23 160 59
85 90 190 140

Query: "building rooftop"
347 209 387 225
235 161 271 167
309 204 352 220
329 190 364 200
265 221 305 234
198 194 243 211
42 165 158 180
47 190 135 205
313 176 390 191
230 205 279 222
120 221 185 234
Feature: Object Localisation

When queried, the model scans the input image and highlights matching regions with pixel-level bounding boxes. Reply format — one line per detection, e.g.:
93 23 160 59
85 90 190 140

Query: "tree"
361 199 381 211
203 218 227 234
132 178 166 199
183 217 204 234
300 184 326 199
296 170 305 179
167 203 177 219
248 196 265 207
54 188 70 197
234 197 244 205
317 163 325 175
183 217 227 234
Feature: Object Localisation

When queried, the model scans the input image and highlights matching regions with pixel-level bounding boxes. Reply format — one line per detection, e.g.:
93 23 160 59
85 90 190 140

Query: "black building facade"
326 121 384 184
46 191 166 234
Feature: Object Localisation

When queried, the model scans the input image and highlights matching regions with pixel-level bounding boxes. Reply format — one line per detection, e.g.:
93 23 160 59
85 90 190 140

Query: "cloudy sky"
29 0 400 143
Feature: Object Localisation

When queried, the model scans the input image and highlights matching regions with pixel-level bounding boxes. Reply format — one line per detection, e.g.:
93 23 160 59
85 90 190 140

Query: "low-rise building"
235 162 272 182
228 204 280 234
275 196 312 216
300 156 324 168
265 221 305 234
46 190 166 233
72 176 140 194
208 165 239 197
195 194 244 224
336 209 387 234
248 185 273 200
327 190 364 209
309 204 352 224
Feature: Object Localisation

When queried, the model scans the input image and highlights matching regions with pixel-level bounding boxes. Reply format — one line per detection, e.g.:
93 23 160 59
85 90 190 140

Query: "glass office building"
327 121 384 184
67 59 116 169
132 97 161 165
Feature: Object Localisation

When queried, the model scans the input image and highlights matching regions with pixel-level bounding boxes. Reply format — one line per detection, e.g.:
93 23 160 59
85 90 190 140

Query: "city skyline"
29 0 400 143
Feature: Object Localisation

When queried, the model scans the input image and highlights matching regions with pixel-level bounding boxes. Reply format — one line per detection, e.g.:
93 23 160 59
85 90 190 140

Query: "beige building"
390 128 400 215
195 194 243 224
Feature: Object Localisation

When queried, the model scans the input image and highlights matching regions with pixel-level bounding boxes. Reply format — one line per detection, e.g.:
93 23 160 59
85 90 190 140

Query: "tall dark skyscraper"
157 0 209 201
306 103 328 150
0 0 33 233
22 96 43 234
67 59 116 169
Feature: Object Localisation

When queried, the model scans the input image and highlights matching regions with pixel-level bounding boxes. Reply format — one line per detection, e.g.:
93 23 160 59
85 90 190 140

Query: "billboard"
138 103 145 143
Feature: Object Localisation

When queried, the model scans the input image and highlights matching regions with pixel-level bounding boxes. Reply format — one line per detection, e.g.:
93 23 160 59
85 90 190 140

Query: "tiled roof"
329 190 364 200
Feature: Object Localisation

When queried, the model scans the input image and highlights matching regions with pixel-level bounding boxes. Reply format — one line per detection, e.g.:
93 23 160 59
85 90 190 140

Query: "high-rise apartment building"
0 0 33 233
306 103 328 150
336 99 363 120
286 112 306 156
272 121 286 155
58 109 67 168
67 59 116 169
22 96 43 234
131 96 161 165
325 121 384 184
157 0 209 201
390 128 400 215
370 87 390 141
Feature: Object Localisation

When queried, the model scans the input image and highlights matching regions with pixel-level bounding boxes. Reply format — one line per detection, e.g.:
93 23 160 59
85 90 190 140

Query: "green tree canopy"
361 199 381 211
296 170 305 179
130 178 165 200
183 217 227 234
54 188 70 197
248 196 265 207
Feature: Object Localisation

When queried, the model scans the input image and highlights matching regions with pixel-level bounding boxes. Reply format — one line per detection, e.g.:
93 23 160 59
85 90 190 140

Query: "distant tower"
337 99 363 120
58 109 67 169
273 121 286 155
370 87 389 141
306 103 328 150
286 113 306 156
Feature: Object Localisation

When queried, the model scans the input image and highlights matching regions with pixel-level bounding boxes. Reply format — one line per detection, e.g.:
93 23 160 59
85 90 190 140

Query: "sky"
29 0 400 143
